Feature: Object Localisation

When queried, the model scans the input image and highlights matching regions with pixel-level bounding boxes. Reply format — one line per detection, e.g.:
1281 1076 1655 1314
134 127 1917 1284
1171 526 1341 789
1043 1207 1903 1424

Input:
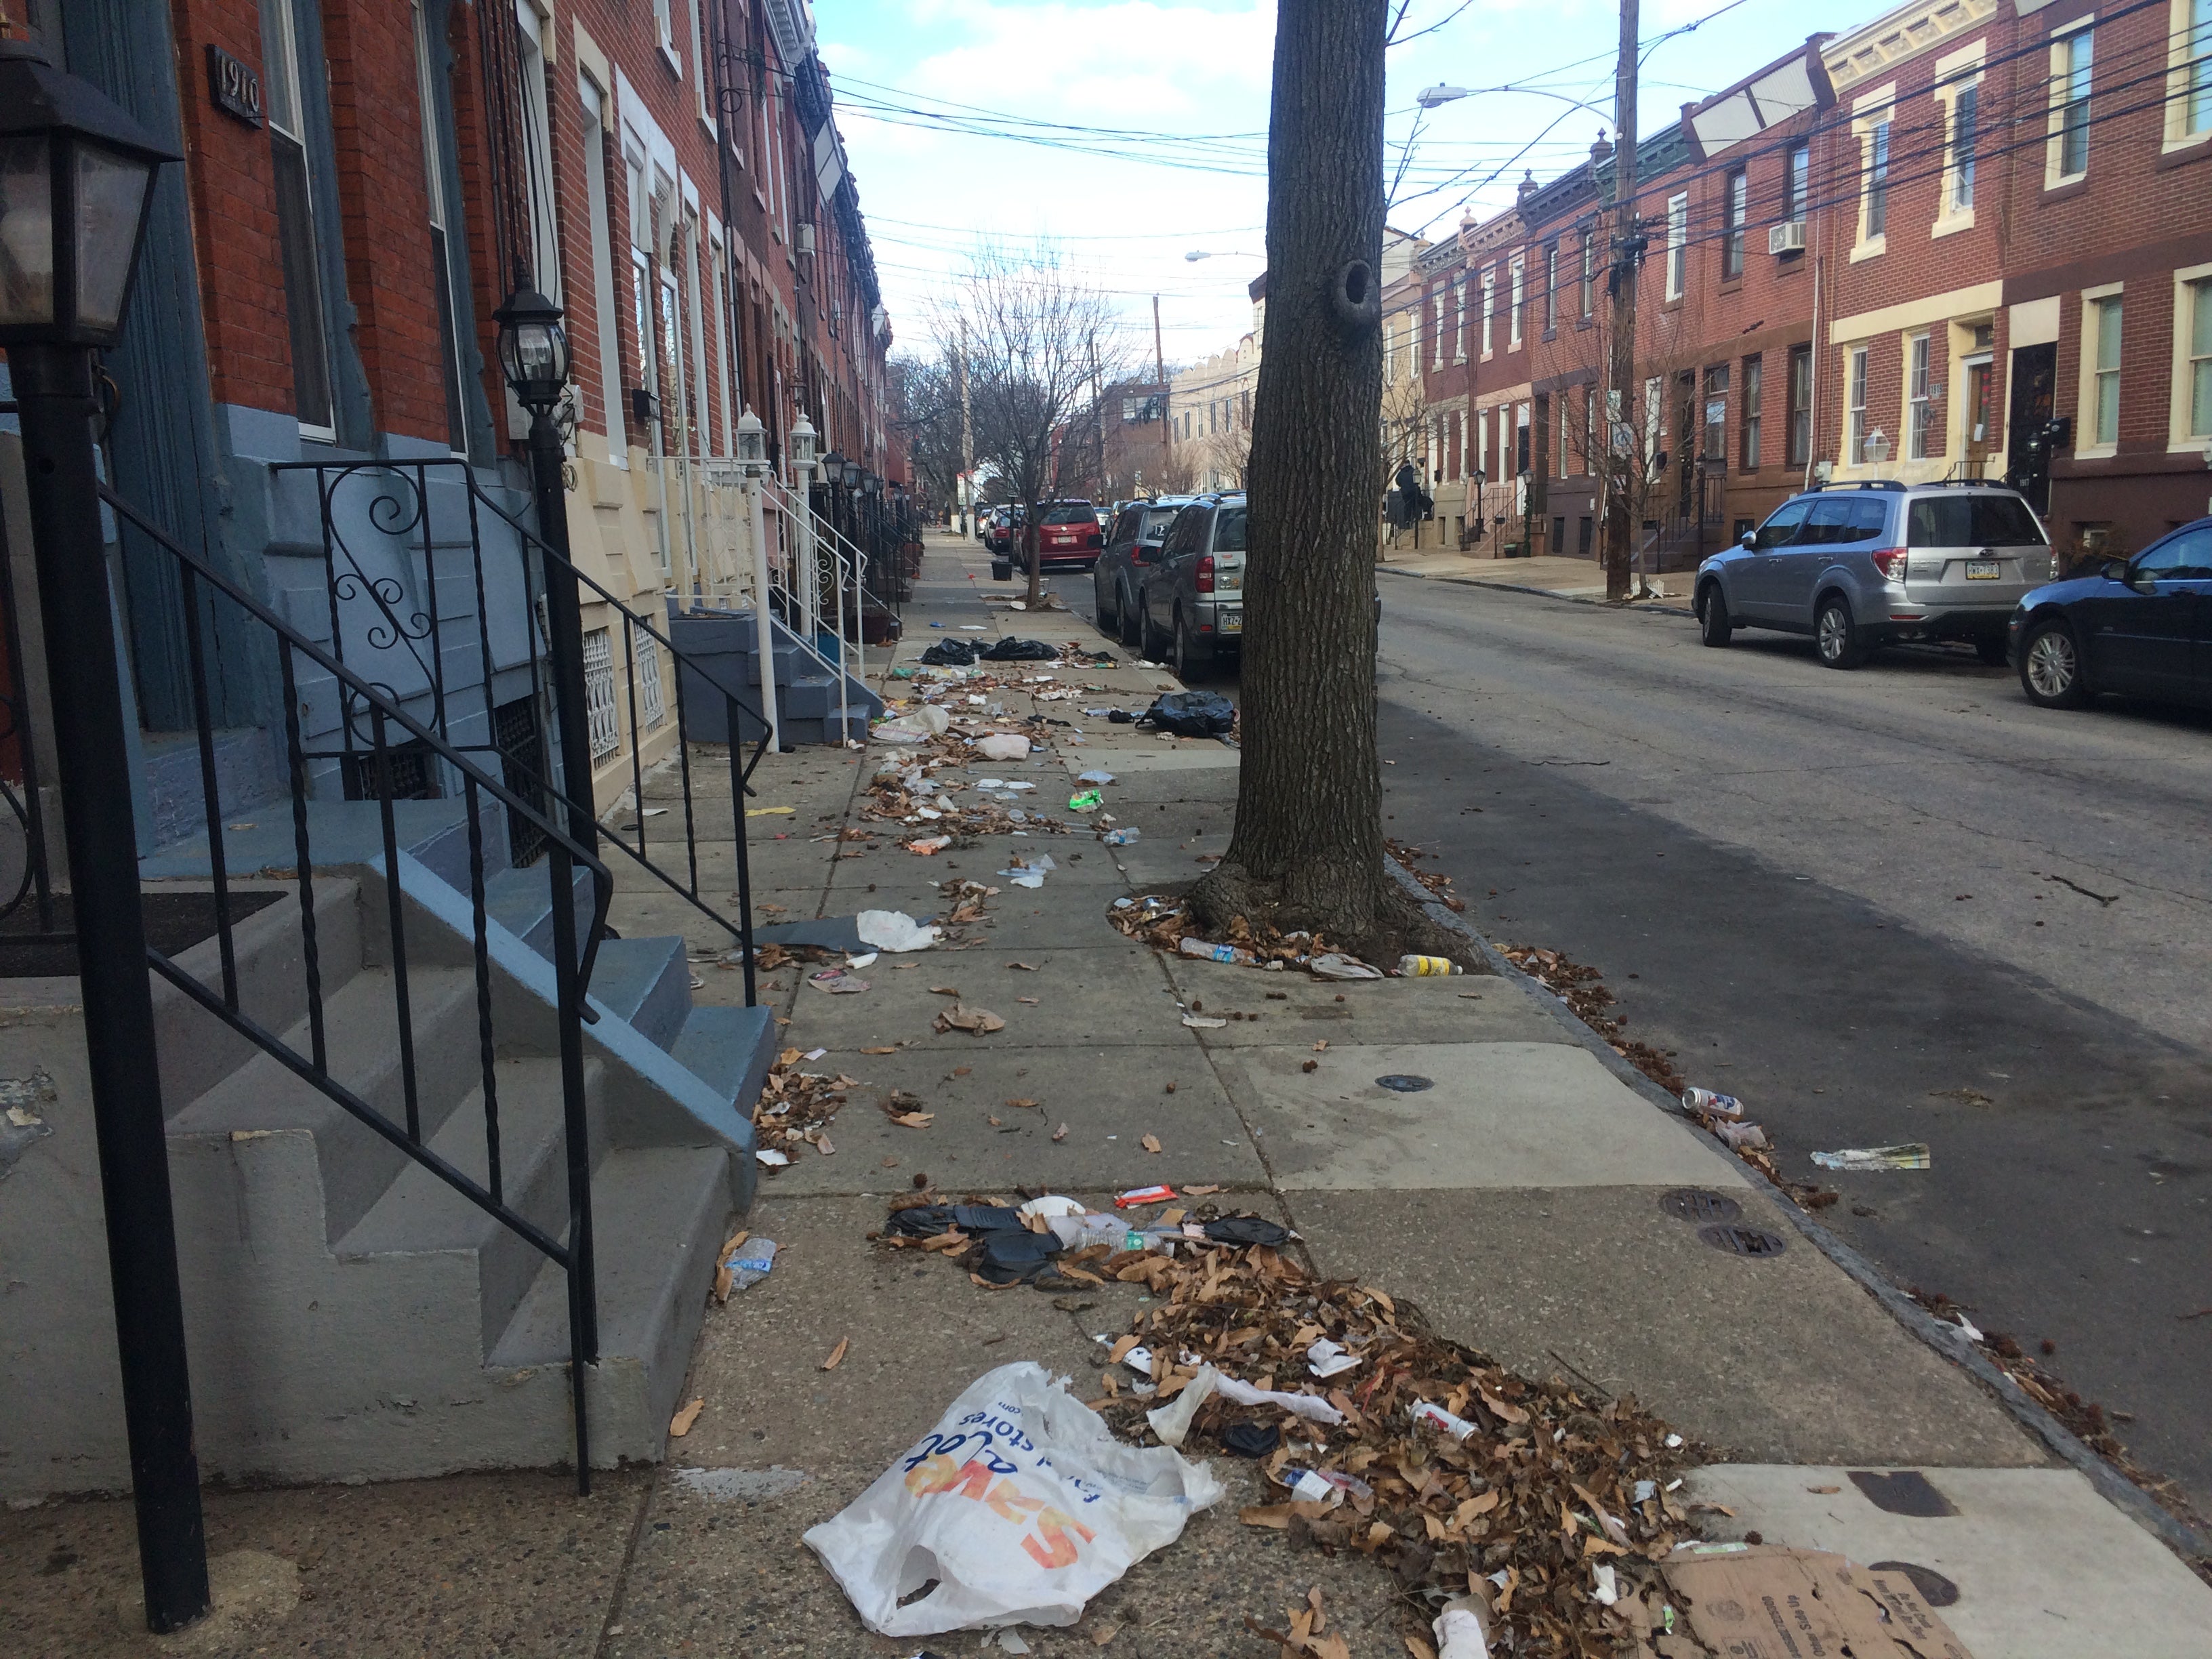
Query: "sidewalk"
1378 548 1691 605
7 531 2207 1656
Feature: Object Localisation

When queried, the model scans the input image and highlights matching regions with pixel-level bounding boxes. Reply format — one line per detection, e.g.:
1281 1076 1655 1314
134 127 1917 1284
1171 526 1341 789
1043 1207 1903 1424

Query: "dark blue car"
2009 518 2212 709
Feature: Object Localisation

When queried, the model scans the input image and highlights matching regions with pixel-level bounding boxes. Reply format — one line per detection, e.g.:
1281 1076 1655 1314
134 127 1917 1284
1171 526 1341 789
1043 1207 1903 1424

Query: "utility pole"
1601 0 1641 602
957 325 973 533
1153 293 1171 494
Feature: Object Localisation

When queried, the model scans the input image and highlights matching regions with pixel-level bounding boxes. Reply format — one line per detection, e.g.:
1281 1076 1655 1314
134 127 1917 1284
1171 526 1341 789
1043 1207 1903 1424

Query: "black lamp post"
491 285 594 857
820 447 848 546
0 39 207 1633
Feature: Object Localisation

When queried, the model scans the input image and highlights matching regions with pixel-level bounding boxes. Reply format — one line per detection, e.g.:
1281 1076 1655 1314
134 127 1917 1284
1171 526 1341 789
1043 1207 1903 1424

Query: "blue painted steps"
668 609 882 746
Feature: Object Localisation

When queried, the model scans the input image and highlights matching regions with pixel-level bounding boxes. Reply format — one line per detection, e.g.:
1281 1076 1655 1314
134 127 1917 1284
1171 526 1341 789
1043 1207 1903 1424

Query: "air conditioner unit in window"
796 222 817 255
1768 220 1807 255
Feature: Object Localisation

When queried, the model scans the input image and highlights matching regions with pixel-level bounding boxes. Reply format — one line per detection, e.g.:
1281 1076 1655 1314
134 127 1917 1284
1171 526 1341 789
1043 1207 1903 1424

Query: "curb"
1382 856 2211 1565
1377 562 1698 619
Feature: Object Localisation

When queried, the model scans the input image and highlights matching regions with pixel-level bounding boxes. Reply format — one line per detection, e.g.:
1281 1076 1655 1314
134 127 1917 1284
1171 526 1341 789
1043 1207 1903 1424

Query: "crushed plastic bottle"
1179 937 1257 966
1102 827 1141 846
1067 789 1104 811
1397 954 1464 976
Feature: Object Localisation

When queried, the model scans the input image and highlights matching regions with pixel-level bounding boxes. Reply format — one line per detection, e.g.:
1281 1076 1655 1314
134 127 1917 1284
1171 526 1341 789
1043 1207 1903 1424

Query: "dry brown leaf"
1240 1504 1292 1528
1141 1134 1163 1153
928 985 960 995
1404 1639 1438 1659
891 1111 935 1129
860 1046 897 1055
1006 1097 1040 1110
1312 1040 1328 1052
1092 1624 1120 1647
668 1397 703 1437
821 1336 850 1370
1010 961 1042 971
1183 1183 1223 1195
1107 1334 1141 1364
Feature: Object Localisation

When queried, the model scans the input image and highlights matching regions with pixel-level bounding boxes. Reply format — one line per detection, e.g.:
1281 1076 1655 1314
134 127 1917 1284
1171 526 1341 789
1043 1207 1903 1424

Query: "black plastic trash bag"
918 638 977 666
1219 1422 1281 1458
1203 1214 1290 1248
1141 691 1235 737
969 1226 1062 1286
883 1202 1025 1239
979 636 1057 662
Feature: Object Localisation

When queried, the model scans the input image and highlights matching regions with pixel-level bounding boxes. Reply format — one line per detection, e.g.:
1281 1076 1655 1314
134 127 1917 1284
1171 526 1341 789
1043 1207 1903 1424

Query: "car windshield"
1213 506 1248 552
1040 503 1094 525
1907 493 2048 548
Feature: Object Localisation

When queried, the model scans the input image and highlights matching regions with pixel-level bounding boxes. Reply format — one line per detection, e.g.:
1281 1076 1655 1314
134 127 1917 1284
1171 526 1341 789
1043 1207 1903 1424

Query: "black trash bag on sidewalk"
979 636 1058 661
1141 691 1235 737
968 1226 1062 1286
1220 1422 1281 1458
883 1202 1025 1239
1203 1214 1290 1248
918 638 977 666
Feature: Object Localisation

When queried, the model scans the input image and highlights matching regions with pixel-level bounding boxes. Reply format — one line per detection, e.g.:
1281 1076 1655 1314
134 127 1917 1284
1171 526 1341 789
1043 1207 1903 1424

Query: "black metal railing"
102 482 613 1490
267 457 773 1004
0 396 57 935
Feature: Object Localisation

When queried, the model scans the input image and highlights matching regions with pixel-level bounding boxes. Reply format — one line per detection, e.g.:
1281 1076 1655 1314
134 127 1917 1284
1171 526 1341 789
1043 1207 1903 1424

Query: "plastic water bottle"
1397 954 1463 976
1180 937 1256 966
1102 827 1140 846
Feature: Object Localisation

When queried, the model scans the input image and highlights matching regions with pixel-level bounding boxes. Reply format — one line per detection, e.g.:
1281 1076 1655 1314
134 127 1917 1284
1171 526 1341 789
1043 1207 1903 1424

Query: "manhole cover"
1660 1189 1744 1224
1374 1074 1434 1092
1868 1561 1960 1607
1697 1223 1786 1256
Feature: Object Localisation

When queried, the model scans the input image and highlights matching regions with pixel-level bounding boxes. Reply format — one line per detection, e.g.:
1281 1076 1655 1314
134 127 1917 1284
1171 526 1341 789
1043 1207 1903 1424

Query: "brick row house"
1414 0 2212 569
3 0 897 831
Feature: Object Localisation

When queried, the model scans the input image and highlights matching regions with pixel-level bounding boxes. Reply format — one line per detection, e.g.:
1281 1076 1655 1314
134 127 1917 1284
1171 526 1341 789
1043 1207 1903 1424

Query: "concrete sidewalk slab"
1683 1465 2212 1658
1164 968 1559 1048
1290 1185 2046 1468
1221 1040 1745 1191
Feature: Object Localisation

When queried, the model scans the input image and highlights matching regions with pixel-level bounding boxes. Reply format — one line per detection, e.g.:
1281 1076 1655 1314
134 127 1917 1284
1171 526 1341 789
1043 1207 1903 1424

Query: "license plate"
1965 560 2002 579
1218 609 1243 634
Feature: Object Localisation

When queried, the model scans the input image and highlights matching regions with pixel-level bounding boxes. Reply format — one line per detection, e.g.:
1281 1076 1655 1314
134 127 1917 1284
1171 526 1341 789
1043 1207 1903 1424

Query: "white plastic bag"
804 1362 1223 1636
875 705 952 744
856 910 941 952
974 733 1031 761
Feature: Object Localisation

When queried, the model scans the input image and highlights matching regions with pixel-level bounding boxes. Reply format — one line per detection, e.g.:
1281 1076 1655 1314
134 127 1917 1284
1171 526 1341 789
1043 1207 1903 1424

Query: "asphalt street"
1039 554 2212 1516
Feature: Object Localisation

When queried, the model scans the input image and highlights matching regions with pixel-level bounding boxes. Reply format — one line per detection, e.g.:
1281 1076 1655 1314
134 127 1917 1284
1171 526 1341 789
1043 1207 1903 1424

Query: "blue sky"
812 0 1826 368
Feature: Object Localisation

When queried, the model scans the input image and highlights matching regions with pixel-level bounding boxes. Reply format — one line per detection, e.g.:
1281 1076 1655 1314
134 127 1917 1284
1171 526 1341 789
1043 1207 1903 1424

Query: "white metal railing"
759 477 866 743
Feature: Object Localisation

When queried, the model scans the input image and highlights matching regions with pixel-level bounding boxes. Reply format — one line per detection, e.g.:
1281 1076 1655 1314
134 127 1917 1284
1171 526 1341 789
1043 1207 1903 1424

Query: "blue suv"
1695 482 2054 669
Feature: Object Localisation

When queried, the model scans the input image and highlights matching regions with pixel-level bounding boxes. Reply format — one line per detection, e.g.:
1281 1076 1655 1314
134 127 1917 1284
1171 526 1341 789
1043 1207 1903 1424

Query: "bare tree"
1192 0 1450 960
888 352 967 525
936 247 1131 607
1551 302 1707 588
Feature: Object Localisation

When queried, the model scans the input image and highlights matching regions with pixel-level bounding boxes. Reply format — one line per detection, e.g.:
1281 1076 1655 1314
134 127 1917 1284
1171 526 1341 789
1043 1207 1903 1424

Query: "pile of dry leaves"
1107 894 1353 971
1387 839 1467 914
1092 1239 1693 1656
750 1048 858 1166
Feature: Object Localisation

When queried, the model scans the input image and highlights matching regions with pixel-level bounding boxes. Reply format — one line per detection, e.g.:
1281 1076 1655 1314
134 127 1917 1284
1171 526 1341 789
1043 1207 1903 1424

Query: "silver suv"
1093 495 1199 649
1695 482 2054 668
1139 493 1246 678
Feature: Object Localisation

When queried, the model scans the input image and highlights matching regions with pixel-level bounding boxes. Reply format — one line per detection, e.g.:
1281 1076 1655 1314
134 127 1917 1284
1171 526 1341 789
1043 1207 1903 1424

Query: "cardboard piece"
1629 1545 1975 1659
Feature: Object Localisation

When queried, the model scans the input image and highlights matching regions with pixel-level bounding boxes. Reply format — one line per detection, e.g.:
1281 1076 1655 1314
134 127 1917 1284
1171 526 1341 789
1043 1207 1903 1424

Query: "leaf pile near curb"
1386 839 1466 913
751 1049 858 1165
1107 895 1369 974
1090 1239 1694 1656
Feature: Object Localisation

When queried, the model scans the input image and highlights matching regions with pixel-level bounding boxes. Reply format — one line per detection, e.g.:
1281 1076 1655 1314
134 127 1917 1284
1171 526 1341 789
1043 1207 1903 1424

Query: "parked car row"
1695 480 2212 714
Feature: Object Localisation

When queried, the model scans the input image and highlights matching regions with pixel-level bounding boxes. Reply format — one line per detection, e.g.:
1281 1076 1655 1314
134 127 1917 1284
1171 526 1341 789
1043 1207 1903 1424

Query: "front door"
2005 342 2057 513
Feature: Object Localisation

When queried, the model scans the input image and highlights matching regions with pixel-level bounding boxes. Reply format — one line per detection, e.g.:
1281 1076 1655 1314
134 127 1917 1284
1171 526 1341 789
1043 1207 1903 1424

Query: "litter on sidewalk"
802 1362 1223 1636
1140 690 1235 737
857 911 941 952
1643 1547 1977 1658
1811 1143 1932 1171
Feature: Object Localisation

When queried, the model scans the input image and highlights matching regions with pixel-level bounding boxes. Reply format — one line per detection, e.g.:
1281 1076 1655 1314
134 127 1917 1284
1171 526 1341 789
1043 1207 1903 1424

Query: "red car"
1028 500 1105 571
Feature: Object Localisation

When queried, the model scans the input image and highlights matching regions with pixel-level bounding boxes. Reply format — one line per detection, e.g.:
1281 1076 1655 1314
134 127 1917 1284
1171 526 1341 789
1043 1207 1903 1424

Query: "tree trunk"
1023 504 1043 608
1193 0 1412 954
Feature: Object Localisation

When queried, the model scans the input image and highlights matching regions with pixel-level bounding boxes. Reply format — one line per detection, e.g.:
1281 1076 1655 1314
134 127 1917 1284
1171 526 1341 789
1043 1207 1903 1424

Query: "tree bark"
1193 0 1408 952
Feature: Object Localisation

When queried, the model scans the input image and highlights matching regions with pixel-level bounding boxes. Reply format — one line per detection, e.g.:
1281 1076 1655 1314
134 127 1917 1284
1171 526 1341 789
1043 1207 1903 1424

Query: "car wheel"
1174 609 1204 682
2020 619 2089 709
1815 593 1867 670
1096 578 1118 636
1973 634 2009 668
1696 582 1733 647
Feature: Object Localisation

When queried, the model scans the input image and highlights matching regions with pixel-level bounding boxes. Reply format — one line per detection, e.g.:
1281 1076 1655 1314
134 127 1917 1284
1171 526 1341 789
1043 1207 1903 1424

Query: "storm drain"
1374 1074 1434 1092
1697 1223 1787 1257
1659 1189 1743 1224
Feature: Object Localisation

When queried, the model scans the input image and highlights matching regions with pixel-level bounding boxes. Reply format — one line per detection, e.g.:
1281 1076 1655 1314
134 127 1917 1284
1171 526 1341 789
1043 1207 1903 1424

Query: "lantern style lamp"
789 415 817 478
0 39 178 350
861 470 881 497
492 285 569 417
735 406 768 482
821 448 847 490
843 457 863 490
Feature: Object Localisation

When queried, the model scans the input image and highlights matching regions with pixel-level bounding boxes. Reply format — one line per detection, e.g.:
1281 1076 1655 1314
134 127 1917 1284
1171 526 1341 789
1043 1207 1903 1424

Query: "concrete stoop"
668 609 883 747
1 808 776 1498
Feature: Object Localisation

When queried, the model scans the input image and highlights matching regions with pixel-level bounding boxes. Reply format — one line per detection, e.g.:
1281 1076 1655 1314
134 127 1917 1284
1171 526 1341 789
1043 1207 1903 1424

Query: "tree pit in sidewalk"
870 1191 1701 1656
1111 879 1486 981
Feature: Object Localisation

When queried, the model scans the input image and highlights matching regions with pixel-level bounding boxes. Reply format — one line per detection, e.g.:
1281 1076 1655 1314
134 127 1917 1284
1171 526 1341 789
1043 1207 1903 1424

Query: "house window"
515 4 561 308
1722 169 1747 279
1507 258 1525 348
1544 243 1559 332
1784 141 1810 221
2089 294 2123 447
2186 0 2212 139
1642 376 1661 467
413 3 466 453
1579 228 1595 317
1431 289 1446 369
1864 121 1890 237
1949 84 1979 211
1481 270 1496 354
1908 333 1934 459
258 0 334 436
583 628 622 759
579 77 627 462
1515 402 1531 474
1787 345 1813 468
653 0 676 56
2053 28 2093 180
1702 365 1729 461
1741 354 1763 470
1665 193 1687 300
634 623 666 729
1848 346 1870 463
1454 278 1468 361
2188 277 2212 436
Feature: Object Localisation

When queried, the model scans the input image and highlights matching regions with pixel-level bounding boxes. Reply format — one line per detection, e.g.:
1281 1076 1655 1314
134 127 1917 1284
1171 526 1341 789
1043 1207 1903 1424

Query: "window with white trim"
2169 0 2212 145
1454 277 1468 361
258 0 335 436
413 3 467 453
1664 194 1687 300
1544 243 1559 332
1847 346 1870 464
2049 26 2093 184
1579 228 1595 317
579 75 627 462
1907 333 1933 459
1948 83 1979 212
1863 121 1889 240
1431 288 1445 369
1480 269 1495 355
583 628 622 758
2088 293 2123 448
2187 276 2212 437
1722 169 1747 279
1508 255 1525 348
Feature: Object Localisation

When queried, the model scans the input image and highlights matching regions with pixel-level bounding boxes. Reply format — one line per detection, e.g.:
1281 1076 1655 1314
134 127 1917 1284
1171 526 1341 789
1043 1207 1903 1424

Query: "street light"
1183 249 1264 262
0 38 210 1636
1417 84 1470 108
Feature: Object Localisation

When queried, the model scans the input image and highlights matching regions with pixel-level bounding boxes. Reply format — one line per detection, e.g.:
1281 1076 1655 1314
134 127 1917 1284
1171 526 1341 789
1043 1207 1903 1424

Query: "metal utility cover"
1660 1188 1744 1223
1698 1223 1787 1256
